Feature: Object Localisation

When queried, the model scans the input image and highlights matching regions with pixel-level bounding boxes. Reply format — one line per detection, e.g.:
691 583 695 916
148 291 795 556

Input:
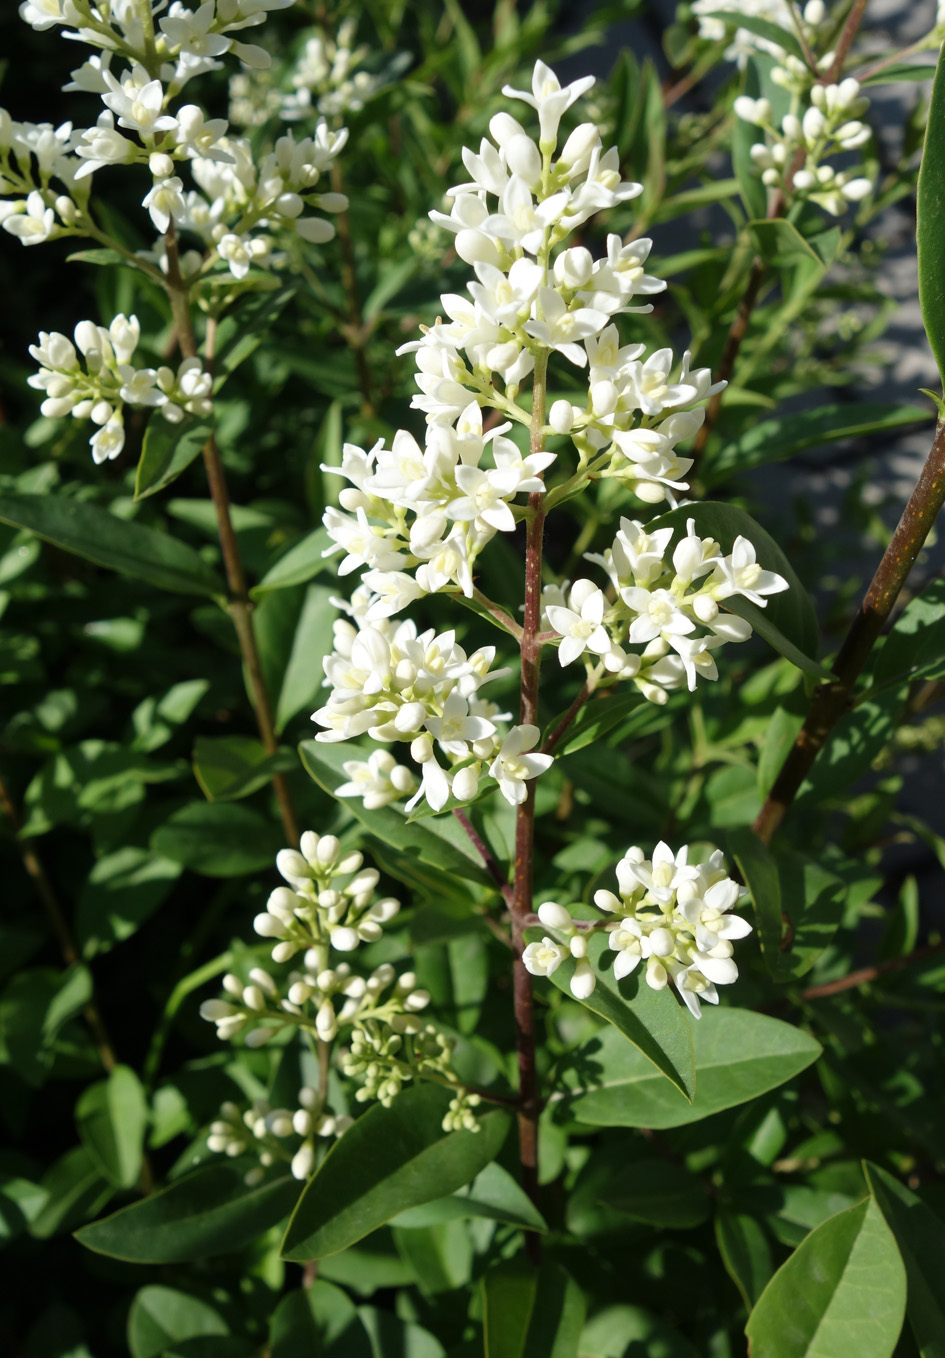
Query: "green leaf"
862 62 939 85
270 1280 369 1358
701 10 803 58
580 1305 700 1358
0 964 94 1087
874 578 945 689
127 1286 228 1358
391 1219 473 1295
531 931 694 1100
758 705 804 797
358 1308 446 1358
483 1261 585 1358
75 1164 301 1262
865 1161 945 1358
214 285 297 380
192 735 298 801
716 1210 775 1308
298 740 492 886
151 802 284 876
918 45 945 384
608 1159 709 1229
135 418 212 501
705 404 929 484
561 1008 821 1128
30 1146 113 1239
745 1198 906 1358
646 502 826 677
76 848 182 958
802 687 907 800
0 495 224 598
275 584 337 730
251 528 333 598
749 218 822 264
391 1161 547 1232
280 1084 509 1261
771 851 845 981
75 1065 148 1189
545 689 671 757
727 827 784 970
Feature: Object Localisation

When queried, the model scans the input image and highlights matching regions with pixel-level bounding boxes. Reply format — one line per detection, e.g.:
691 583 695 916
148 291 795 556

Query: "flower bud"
330 926 359 952
548 399 574 435
570 959 596 1000
149 152 174 179
291 1144 315 1179
537 900 572 930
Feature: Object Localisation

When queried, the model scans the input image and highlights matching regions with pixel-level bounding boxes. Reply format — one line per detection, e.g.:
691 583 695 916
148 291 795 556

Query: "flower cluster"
281 19 394 120
313 600 551 811
207 1092 353 1184
523 841 752 1019
692 0 826 66
324 399 554 604
3 1 348 288
201 833 477 1163
19 0 296 82
544 516 788 701
249 831 401 965
737 77 872 216
27 314 211 463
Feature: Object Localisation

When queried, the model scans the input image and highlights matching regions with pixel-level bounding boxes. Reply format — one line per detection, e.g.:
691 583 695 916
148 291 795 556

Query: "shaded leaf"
281 1085 509 1261
192 735 297 802
75 1065 148 1189
75 1165 300 1262
151 802 283 876
251 528 333 598
392 1161 547 1232
0 495 223 597
127 1286 228 1358
135 418 212 501
608 1159 709 1229
483 1260 585 1358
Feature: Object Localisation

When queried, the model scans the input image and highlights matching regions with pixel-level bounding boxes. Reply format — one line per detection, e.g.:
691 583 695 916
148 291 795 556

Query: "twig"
754 418 945 845
825 0 869 83
541 666 604 756
163 222 300 847
799 940 945 1000
452 807 515 910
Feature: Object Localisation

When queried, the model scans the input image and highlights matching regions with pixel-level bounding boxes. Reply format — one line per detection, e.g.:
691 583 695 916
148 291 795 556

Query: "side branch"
164 223 299 846
754 418 945 845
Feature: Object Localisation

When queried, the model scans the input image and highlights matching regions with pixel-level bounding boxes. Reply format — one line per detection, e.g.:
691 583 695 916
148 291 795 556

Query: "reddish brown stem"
826 0 870 82
164 223 299 847
541 672 598 756
754 419 945 846
800 940 945 1000
508 353 550 1258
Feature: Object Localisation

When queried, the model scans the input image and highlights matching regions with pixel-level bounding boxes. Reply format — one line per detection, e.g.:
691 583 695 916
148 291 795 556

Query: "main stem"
510 351 549 1253
164 223 300 846
753 418 945 845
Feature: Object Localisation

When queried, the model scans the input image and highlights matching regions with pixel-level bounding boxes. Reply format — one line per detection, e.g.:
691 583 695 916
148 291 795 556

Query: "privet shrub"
1 1 945 1354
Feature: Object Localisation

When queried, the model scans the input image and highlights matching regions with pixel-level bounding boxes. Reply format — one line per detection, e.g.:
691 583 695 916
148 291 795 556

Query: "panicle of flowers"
27 314 211 463
312 590 551 812
206 1092 353 1184
18 0 297 83
736 75 873 216
201 832 478 1154
691 0 826 67
280 18 405 121
3 2 349 290
523 841 752 1019
543 515 788 703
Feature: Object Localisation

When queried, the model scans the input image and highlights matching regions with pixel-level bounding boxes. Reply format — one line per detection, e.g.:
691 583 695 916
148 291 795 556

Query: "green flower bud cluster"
206 1090 353 1183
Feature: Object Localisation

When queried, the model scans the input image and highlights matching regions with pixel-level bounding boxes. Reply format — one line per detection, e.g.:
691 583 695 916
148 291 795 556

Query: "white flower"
143 175 186 233
522 937 568 978
502 59 595 147
74 113 139 179
546 579 611 667
488 724 553 806
524 287 610 366
2 191 57 245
